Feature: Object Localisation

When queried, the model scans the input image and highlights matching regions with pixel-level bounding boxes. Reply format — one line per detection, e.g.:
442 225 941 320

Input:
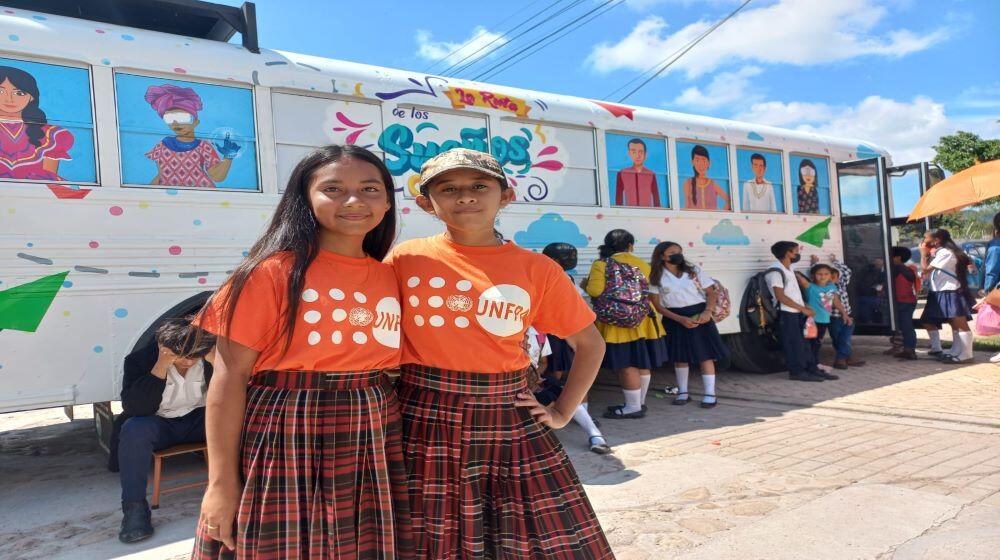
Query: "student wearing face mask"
767 241 826 382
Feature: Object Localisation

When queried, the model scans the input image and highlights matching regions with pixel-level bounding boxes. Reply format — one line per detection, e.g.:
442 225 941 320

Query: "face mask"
791 254 802 263
667 253 685 265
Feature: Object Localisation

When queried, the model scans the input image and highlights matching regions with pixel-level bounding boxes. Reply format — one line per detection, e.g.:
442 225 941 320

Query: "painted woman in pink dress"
144 84 240 188
0 66 74 181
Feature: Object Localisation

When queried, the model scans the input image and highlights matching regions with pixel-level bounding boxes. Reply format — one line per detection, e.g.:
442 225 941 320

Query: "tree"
932 131 1000 173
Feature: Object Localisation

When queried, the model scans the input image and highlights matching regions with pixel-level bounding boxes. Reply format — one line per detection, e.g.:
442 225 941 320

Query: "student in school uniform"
583 229 669 420
646 241 728 408
920 228 975 364
192 145 412 559
386 148 614 559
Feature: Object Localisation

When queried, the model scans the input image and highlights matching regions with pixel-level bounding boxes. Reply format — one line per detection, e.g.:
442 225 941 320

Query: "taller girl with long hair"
387 148 614 559
192 145 413 559
920 228 975 364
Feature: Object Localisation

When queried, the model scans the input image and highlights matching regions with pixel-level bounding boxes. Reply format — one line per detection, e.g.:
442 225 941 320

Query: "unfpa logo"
476 285 531 337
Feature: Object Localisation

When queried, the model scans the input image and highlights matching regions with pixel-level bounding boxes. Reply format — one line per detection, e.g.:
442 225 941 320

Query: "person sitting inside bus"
113 317 216 544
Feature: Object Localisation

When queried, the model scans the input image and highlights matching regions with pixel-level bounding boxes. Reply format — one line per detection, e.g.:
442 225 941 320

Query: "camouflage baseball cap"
417 148 507 194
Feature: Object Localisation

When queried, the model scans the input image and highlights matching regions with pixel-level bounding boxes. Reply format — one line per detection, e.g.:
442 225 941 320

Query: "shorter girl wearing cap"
386 148 614 558
144 84 240 188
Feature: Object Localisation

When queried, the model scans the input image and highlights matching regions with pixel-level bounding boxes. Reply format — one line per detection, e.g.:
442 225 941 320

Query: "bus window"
0 57 96 185
115 73 259 191
676 141 732 211
496 121 597 205
606 133 669 209
272 92 383 191
736 148 784 213
790 154 831 215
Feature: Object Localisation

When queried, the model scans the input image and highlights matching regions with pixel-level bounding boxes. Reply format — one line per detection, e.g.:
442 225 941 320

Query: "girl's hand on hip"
515 392 570 429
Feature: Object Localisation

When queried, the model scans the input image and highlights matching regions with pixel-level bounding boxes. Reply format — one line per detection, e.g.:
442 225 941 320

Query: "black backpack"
740 267 786 337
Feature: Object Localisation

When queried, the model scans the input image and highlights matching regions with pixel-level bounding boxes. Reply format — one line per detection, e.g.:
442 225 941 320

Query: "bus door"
837 158 940 336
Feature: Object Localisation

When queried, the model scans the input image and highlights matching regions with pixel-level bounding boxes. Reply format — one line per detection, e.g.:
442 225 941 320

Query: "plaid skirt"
191 370 413 560
398 365 614 560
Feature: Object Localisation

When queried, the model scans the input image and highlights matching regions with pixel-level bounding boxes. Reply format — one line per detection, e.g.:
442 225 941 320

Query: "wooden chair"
151 442 209 509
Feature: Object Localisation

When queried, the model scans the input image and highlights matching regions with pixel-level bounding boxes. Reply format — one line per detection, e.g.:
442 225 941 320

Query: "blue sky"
228 0 998 162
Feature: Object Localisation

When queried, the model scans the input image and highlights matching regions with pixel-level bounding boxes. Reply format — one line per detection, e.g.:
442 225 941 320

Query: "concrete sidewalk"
1 337 998 559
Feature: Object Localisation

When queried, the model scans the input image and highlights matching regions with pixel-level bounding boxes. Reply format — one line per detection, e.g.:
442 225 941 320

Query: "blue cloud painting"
702 219 750 245
513 213 589 249
747 131 765 142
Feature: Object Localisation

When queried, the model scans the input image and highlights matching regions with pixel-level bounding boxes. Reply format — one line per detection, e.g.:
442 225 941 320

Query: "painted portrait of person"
741 153 777 212
614 138 660 207
144 84 240 188
796 158 820 214
0 65 74 181
681 143 731 211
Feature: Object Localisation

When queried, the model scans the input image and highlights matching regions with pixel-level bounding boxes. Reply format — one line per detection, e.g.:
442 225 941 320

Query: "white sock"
581 402 588 411
702 374 716 404
573 404 603 438
622 389 643 413
929 331 942 352
947 334 963 358
675 367 690 398
958 331 974 360
639 374 651 405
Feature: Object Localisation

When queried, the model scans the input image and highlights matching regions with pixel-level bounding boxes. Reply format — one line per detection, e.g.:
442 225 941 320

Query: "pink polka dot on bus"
663 217 670 223
109 206 123 216
401 207 411 214
95 29 105 33
198 278 207 284
168 245 182 255
174 67 187 74
596 213 604 219
88 241 99 248
766 219 772 224
688 242 694 247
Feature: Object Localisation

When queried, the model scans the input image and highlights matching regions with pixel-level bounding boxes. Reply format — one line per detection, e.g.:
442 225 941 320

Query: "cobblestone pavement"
1 337 998 559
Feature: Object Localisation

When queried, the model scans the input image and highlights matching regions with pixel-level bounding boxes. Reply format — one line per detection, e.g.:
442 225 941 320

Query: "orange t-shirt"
385 234 595 373
197 250 401 373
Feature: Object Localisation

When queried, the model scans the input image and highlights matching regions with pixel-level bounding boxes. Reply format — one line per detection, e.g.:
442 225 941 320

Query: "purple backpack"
593 258 649 328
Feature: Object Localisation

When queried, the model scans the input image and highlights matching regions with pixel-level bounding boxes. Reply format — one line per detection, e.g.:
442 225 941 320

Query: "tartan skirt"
397 365 615 560
191 370 413 560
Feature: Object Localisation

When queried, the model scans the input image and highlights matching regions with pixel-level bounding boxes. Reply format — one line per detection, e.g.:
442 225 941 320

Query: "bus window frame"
500 116 599 207
112 68 263 194
603 129 670 211
675 137 734 213
734 144 787 215
789 151 833 217
270 88 384 193
0 52 101 187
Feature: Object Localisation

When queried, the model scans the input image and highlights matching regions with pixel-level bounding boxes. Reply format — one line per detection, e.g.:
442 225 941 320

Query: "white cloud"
415 27 506 68
734 95 999 164
671 65 763 110
588 0 949 78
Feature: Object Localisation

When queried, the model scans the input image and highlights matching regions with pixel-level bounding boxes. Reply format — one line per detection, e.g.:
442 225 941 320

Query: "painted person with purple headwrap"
144 84 240 188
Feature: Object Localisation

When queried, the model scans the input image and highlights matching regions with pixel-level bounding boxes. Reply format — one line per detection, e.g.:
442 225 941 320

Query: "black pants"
779 311 817 376
118 408 205 502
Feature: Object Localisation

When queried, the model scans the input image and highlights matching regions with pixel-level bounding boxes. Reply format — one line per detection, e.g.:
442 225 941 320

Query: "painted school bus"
0 5 901 413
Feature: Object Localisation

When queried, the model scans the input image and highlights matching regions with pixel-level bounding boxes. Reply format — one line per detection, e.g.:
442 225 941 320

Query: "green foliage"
932 131 1000 173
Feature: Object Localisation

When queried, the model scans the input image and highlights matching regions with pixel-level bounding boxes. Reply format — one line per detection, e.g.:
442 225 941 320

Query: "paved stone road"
1 337 998 559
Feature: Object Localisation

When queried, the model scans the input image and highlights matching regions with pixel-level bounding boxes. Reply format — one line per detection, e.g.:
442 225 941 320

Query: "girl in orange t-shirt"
191 146 413 560
386 148 614 559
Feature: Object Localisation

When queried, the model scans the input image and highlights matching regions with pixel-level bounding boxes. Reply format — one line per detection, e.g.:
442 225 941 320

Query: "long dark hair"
598 229 634 259
0 66 47 147
650 241 697 286
210 145 397 352
798 159 817 188
927 228 970 291
993 211 1000 238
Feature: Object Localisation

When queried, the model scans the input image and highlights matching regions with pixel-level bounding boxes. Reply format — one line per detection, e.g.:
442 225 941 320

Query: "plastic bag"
974 303 1000 337
803 317 818 339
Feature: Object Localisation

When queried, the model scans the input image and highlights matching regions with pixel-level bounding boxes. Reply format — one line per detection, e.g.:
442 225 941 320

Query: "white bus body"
0 6 891 412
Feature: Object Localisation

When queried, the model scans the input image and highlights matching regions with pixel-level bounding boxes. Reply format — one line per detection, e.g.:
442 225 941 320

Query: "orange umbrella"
908 159 1000 221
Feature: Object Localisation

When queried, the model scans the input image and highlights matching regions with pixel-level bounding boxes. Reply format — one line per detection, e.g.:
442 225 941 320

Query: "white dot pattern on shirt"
455 316 470 328
331 330 342 344
329 288 345 301
407 276 420 288
408 295 420 308
303 310 321 324
353 331 368 344
307 331 321 345
332 309 347 322
429 315 444 327
428 295 443 308
414 314 425 326
301 289 319 302
456 280 472 292
429 277 445 288
354 291 367 304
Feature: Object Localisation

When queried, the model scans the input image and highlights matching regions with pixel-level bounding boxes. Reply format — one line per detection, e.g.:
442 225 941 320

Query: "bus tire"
129 291 213 356
726 332 786 374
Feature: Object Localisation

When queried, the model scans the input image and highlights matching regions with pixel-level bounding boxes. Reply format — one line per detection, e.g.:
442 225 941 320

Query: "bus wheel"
726 332 786 374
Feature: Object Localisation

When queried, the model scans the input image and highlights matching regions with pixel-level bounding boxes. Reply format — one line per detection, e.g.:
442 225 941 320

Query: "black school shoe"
119 500 153 543
811 370 840 380
789 373 825 382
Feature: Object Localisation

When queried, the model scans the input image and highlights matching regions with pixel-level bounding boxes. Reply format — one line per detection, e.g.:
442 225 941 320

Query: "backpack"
593 258 649 328
692 272 732 323
740 266 785 335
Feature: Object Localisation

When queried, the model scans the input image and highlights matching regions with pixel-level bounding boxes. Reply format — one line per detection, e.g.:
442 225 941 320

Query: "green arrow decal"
0 271 70 332
796 217 832 248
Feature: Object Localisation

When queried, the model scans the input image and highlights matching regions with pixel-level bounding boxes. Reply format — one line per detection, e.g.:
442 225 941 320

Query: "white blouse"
649 266 716 309
929 248 961 292
157 360 207 418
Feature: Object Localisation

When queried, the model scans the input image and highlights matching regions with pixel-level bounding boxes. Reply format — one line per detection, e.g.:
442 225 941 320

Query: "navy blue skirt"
602 337 669 370
921 290 973 324
546 334 576 373
663 303 730 364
